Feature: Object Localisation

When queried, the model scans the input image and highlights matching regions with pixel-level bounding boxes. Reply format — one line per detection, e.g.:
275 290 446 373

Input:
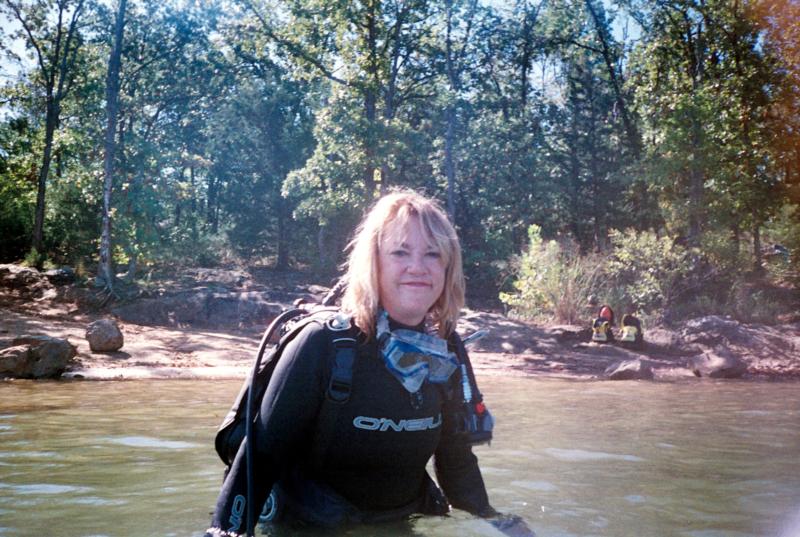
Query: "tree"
583 0 640 157
106 0 224 271
246 0 438 267
628 1 719 246
1 0 87 259
98 0 127 289
629 0 784 269
210 16 316 267
440 0 480 219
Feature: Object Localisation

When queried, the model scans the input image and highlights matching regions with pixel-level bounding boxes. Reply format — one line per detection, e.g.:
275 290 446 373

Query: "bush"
160 229 232 269
603 229 696 319
500 225 604 324
22 248 48 270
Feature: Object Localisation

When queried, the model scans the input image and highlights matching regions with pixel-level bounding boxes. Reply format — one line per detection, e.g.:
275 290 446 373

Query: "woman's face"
378 215 446 326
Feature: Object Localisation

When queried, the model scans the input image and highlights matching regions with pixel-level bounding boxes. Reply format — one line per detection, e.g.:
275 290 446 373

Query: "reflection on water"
0 378 799 537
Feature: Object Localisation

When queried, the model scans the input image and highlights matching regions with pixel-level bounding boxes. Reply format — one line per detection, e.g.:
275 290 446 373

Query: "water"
0 378 799 537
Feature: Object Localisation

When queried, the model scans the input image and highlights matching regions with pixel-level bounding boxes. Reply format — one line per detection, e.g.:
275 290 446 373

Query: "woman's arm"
433 395 495 517
207 323 332 534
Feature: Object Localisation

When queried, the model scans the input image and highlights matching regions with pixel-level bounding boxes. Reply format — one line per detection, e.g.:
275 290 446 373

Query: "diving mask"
377 311 459 393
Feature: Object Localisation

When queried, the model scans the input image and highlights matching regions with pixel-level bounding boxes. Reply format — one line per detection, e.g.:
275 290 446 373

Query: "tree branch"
239 0 350 87
3 0 48 81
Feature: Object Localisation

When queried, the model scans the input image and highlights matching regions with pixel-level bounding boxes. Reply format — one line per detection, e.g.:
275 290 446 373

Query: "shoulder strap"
449 331 484 403
311 315 359 469
214 308 340 466
448 331 494 446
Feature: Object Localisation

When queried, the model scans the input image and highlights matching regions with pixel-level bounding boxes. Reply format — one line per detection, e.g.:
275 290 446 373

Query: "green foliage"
160 229 231 268
0 118 37 262
628 0 783 248
0 0 797 307
455 110 551 293
500 225 604 324
21 248 46 269
762 203 800 283
44 173 103 264
604 229 694 318
729 283 786 324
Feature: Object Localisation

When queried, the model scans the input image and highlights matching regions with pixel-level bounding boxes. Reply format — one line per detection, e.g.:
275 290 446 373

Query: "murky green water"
0 378 799 537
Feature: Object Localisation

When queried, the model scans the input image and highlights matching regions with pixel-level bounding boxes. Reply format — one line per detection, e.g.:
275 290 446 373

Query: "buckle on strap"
327 337 357 403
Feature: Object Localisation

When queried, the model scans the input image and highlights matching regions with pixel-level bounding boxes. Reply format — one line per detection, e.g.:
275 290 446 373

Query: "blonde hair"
340 189 465 338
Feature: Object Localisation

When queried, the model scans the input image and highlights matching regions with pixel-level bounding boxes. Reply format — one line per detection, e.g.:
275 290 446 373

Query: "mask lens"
397 351 429 370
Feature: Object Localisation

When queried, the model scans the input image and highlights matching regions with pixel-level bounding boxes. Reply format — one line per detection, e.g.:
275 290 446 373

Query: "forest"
1 0 798 323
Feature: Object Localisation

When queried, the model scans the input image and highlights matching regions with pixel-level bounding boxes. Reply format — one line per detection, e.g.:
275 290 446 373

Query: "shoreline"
3 298 800 382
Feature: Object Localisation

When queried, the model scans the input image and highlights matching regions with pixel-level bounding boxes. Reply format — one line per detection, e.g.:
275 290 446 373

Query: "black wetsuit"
209 317 492 534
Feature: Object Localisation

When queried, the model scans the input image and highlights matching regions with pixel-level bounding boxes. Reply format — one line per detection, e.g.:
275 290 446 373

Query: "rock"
186 268 250 287
172 291 211 324
0 264 54 298
112 298 171 326
605 359 654 380
689 346 748 378
232 292 283 327
681 315 744 346
0 346 32 377
44 267 76 285
0 264 42 287
2 335 77 378
683 316 740 333
86 319 124 352
112 289 284 328
556 327 593 343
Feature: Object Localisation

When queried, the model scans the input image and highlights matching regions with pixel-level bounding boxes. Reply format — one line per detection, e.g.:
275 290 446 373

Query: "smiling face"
377 215 446 327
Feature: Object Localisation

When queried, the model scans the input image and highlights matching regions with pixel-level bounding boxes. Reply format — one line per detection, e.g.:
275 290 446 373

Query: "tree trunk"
752 214 764 275
584 0 641 157
190 165 197 213
31 100 58 257
276 187 289 270
317 225 330 269
98 0 127 289
518 6 533 108
362 1 379 202
568 115 583 246
21 0 86 259
444 106 457 221
687 159 704 245
443 0 467 222
363 98 377 200
686 19 705 247
207 174 219 232
730 221 740 256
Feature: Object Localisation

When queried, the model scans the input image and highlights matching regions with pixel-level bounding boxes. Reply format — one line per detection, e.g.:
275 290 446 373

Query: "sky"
1 14 26 81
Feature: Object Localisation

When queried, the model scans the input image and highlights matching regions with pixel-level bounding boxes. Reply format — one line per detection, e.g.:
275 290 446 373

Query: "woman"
205 190 514 536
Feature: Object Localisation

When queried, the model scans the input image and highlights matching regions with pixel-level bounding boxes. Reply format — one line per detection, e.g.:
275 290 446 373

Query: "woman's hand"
203 527 241 537
485 512 537 537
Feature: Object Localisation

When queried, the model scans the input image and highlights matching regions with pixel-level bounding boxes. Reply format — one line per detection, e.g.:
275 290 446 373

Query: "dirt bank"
1 265 798 381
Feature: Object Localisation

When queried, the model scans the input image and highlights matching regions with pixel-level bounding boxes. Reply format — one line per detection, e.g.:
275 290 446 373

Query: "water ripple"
511 480 559 492
0 451 59 459
0 483 93 495
100 436 199 450
66 497 128 507
543 447 645 462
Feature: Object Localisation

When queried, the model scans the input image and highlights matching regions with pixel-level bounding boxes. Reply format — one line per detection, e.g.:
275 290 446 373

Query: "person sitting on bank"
591 304 615 343
204 190 526 536
619 313 644 345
